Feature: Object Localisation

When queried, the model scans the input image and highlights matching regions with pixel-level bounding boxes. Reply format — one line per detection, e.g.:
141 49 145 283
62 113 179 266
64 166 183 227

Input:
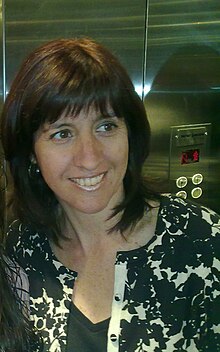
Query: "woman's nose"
74 134 102 170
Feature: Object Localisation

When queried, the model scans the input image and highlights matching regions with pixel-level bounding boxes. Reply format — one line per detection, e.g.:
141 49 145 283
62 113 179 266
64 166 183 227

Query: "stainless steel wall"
1 0 220 223
144 0 220 212
5 0 146 93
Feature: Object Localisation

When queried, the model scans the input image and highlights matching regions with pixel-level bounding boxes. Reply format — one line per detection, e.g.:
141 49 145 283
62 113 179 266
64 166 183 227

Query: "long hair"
1 37 160 242
0 247 41 351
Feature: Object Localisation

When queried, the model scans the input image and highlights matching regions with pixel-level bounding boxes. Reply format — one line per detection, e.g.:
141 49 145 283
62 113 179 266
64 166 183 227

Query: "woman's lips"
69 173 105 191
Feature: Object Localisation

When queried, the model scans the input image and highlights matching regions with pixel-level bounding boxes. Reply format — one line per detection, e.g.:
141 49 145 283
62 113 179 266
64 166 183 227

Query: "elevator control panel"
169 123 211 201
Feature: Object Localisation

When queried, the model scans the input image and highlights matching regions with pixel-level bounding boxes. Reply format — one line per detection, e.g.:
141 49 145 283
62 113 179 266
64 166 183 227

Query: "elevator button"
176 190 187 199
176 176 188 188
191 187 202 199
192 173 203 185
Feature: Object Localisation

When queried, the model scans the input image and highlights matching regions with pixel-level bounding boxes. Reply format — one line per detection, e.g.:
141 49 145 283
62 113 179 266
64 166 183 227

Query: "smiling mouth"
70 173 105 190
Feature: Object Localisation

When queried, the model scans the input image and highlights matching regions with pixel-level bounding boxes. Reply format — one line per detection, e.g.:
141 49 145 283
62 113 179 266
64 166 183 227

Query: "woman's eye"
50 129 72 141
96 122 117 133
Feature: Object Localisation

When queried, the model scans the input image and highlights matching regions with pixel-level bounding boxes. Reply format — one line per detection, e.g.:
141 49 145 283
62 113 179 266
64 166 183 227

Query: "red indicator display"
181 149 200 165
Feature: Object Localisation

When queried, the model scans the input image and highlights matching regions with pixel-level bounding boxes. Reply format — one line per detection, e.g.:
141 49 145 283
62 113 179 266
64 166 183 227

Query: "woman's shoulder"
159 194 220 236
155 195 220 272
160 194 220 218
6 220 50 267
7 219 45 244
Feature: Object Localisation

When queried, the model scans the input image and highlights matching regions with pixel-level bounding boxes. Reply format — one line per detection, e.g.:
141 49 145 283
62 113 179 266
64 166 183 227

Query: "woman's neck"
60 204 121 253
50 204 159 272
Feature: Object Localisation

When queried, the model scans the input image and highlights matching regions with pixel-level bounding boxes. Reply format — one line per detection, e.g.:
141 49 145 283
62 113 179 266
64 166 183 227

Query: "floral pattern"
6 196 220 351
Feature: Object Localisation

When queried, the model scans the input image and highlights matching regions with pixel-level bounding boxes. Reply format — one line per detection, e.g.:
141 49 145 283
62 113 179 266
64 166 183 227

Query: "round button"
114 294 121 302
192 173 203 185
176 176 188 188
36 318 45 330
176 190 187 199
110 334 118 342
191 187 202 199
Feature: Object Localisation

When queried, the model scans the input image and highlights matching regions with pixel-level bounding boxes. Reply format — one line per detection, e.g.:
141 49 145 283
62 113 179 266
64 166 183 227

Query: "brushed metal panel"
5 0 146 95
169 123 211 205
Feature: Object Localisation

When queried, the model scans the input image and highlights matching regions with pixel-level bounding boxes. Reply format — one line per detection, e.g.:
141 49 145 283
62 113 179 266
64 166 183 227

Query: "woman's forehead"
38 104 117 130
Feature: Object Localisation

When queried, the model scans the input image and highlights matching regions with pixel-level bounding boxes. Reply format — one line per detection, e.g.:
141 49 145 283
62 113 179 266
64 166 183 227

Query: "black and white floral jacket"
6 196 220 352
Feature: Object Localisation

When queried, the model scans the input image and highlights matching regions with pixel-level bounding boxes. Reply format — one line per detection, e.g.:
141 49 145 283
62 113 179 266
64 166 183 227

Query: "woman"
1 37 220 351
0 244 41 351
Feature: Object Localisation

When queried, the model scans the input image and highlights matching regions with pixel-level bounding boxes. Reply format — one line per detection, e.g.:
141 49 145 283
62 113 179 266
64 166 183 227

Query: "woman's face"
34 106 129 215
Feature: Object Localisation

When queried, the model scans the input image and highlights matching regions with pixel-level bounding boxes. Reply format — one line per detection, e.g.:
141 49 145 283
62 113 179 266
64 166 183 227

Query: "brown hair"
1 37 160 242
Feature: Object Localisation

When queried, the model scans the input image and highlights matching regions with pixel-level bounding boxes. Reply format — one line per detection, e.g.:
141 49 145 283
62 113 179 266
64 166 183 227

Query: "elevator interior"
0 0 220 232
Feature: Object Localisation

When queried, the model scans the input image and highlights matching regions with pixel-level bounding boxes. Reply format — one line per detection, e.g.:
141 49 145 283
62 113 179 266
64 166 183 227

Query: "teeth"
72 173 104 187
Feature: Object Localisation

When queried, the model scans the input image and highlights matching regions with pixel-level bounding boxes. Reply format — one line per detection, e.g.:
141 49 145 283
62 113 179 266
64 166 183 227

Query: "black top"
66 302 110 352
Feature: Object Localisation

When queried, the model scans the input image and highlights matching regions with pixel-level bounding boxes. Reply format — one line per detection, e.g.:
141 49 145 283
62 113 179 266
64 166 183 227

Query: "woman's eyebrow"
41 113 119 132
42 122 73 132
96 112 117 120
